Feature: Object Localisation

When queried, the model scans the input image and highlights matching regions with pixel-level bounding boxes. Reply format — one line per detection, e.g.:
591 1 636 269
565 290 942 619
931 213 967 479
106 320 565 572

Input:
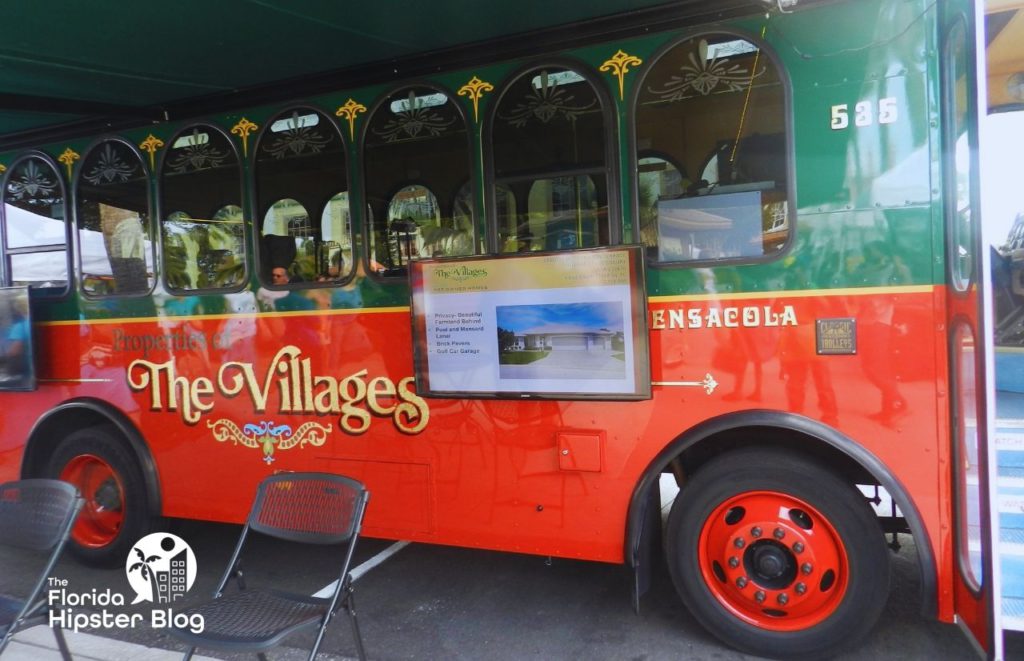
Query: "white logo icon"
125 533 197 605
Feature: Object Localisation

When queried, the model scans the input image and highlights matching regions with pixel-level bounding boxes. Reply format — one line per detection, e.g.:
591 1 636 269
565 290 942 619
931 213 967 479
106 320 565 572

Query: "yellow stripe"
37 285 935 327
39 305 411 327
648 284 934 304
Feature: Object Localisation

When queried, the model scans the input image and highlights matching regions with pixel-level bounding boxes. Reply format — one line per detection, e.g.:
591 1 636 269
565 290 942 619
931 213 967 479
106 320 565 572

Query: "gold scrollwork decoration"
276 421 331 451
139 134 165 171
335 99 367 141
207 419 259 448
0 163 6 174
207 418 331 464
600 50 643 101
231 118 259 157
457 76 495 124
58 148 80 180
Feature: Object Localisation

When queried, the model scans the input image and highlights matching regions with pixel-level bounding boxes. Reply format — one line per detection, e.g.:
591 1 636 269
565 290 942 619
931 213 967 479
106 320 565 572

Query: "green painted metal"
2 0 953 324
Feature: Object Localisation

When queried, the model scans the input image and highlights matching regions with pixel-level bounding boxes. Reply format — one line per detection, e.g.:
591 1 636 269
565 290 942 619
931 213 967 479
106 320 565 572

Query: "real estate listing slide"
410 246 650 399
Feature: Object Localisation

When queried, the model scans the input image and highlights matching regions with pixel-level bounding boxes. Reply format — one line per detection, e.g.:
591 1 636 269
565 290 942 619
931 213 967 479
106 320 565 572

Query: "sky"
496 302 623 334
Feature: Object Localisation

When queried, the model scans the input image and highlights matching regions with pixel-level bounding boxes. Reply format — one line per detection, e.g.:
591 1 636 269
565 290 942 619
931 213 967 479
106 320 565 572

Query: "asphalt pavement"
5 517 1024 660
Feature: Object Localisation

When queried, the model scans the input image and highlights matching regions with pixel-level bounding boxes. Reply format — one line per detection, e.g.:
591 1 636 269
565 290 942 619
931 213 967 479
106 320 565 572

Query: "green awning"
0 0 764 148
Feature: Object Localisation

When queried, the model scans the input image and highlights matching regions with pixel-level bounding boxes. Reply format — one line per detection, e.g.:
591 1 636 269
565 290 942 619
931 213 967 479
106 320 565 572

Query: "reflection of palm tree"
129 546 162 601
162 232 191 289
163 221 245 289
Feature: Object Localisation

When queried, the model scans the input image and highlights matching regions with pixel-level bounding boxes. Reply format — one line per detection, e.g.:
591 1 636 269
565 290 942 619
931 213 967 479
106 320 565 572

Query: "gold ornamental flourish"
335 99 367 141
207 418 332 464
0 164 6 174
231 118 259 157
58 148 80 179
600 50 643 101
139 134 165 171
457 76 494 123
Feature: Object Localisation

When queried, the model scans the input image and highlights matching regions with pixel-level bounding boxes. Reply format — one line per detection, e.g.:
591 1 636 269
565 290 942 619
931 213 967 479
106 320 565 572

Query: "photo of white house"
507 325 617 352
496 302 626 380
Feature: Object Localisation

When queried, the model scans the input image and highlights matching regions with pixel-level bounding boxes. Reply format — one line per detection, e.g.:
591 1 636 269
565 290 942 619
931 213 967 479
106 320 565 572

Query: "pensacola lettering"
650 304 798 330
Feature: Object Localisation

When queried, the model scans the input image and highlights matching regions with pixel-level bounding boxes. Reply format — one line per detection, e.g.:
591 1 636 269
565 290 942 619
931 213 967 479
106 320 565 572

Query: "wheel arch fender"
625 410 937 619
21 398 162 517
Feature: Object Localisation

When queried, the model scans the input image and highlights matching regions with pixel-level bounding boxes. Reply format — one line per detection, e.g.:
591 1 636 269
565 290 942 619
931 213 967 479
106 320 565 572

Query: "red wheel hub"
60 454 125 548
698 490 849 631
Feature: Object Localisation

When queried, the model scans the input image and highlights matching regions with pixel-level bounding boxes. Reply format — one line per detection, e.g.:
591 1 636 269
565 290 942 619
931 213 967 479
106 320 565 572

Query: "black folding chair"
0 479 83 660
169 472 370 661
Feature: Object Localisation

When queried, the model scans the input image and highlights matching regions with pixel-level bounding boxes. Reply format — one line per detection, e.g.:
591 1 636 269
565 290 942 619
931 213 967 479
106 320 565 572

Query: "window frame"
941 14 979 297
360 81 477 281
483 57 620 255
73 136 155 299
0 150 72 298
157 123 249 295
252 104 355 289
252 104 356 290
628 28 796 270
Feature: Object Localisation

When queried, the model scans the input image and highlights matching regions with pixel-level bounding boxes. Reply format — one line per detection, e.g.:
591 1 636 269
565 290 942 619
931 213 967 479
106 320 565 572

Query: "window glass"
319 192 352 281
3 156 68 290
384 184 469 263
263 198 313 283
76 141 153 295
946 19 973 292
255 109 350 285
635 34 789 263
364 87 473 275
160 127 246 291
491 66 610 253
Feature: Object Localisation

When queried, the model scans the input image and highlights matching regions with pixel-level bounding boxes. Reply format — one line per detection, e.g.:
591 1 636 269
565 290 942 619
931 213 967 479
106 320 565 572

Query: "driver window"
635 34 790 264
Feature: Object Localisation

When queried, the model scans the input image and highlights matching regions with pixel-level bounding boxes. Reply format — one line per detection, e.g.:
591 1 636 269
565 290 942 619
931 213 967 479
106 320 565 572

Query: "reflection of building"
514 325 618 352
155 548 189 603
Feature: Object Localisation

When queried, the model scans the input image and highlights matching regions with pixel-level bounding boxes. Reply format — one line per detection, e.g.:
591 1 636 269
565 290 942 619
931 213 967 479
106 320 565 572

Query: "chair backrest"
248 473 367 545
0 479 81 552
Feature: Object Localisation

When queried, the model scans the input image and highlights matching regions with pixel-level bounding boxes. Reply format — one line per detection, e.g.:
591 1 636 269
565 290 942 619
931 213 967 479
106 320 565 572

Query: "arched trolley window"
159 126 247 293
364 86 475 277
1 154 70 293
488 64 615 253
255 108 352 286
635 33 790 264
75 139 154 296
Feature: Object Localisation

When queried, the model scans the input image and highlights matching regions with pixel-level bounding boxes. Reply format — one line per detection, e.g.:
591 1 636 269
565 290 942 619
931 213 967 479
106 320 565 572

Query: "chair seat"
171 589 333 651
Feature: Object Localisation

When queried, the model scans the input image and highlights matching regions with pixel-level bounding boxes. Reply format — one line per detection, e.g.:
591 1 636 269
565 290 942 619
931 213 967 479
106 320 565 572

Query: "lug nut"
795 582 807 595
777 593 789 605
734 538 745 549
754 590 766 603
736 576 748 588
751 526 762 538
728 556 739 569
773 527 785 540
793 542 804 554
801 562 813 575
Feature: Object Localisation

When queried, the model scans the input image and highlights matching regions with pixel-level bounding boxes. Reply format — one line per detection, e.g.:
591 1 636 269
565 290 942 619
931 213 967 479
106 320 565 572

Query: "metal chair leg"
52 624 73 661
346 588 368 661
